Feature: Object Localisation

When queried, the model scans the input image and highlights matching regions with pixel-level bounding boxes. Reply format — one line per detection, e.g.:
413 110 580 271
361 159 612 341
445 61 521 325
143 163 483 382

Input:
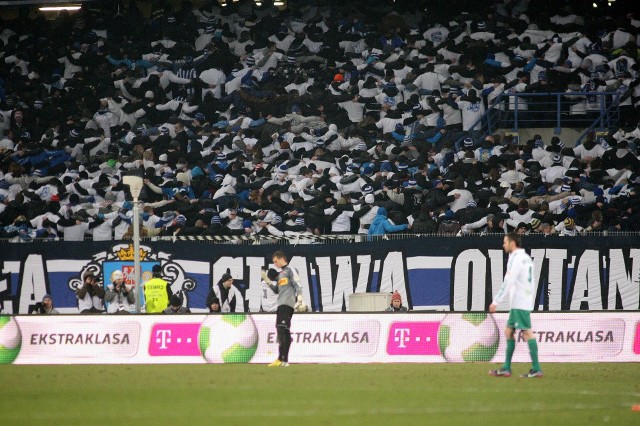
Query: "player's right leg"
489 321 515 377
520 326 542 378
280 306 294 364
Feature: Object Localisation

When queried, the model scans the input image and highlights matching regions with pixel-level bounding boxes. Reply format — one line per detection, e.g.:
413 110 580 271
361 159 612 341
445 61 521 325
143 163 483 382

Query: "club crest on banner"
67 244 196 310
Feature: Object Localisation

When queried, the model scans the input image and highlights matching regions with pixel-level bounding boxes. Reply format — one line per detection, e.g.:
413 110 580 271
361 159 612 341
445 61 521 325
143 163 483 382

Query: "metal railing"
3 231 639 245
457 91 621 146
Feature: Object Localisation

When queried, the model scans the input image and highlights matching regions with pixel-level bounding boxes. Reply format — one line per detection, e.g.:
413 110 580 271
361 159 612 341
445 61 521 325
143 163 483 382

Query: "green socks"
502 339 515 371
528 338 541 371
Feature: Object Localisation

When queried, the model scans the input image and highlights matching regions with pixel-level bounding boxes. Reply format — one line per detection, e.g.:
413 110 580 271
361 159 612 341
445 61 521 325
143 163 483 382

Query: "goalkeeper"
262 250 306 367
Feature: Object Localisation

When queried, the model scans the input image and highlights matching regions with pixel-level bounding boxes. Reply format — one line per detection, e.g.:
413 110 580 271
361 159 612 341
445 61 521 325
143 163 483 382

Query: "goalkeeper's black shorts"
275 305 294 329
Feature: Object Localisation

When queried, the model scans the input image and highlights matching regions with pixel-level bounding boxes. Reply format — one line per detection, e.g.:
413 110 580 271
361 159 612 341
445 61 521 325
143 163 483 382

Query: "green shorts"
506 309 532 330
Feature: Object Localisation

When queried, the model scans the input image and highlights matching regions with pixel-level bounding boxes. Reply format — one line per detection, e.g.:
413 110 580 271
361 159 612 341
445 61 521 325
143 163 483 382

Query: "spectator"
368 207 409 237
143 264 172 313
32 294 59 314
261 268 279 313
76 271 105 314
385 291 408 312
0 0 638 245
162 295 190 314
206 293 221 313
104 270 135 314
209 272 239 313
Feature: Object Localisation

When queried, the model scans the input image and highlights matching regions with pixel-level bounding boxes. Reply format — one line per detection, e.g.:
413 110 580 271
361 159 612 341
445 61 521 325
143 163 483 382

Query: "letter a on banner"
19 255 48 313
570 250 603 310
378 252 408 307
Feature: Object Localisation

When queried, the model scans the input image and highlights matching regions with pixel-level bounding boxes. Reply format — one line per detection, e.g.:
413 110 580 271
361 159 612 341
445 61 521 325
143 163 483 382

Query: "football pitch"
1 363 638 425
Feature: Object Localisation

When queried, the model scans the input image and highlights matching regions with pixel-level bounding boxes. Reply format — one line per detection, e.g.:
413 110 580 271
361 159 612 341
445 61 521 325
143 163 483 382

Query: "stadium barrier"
0 312 638 364
457 91 621 148
1 236 638 314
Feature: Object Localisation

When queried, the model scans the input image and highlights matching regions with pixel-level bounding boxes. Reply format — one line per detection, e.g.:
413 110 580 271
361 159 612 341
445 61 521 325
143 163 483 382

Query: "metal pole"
133 197 142 313
555 94 561 135
513 94 519 133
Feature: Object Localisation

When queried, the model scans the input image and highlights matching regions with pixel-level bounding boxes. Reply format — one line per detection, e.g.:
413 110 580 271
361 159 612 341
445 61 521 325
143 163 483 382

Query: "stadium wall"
0 312 639 364
1 236 639 314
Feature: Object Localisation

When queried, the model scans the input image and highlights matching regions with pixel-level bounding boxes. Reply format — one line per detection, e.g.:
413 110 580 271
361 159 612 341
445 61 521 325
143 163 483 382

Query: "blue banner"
1 237 639 313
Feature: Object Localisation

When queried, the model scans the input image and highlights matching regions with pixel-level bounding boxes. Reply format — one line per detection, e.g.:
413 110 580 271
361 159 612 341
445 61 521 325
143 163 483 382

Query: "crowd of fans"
0 0 639 242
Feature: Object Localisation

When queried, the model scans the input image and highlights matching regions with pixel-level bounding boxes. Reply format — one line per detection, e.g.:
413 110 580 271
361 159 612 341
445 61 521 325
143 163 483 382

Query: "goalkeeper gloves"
295 295 308 312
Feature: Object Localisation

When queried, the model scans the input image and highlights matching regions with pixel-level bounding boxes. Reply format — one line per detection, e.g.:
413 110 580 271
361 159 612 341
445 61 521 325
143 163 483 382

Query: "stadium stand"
0 0 638 242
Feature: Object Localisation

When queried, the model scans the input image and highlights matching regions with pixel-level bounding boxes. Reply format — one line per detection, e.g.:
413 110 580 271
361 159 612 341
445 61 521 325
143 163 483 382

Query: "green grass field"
1 363 638 425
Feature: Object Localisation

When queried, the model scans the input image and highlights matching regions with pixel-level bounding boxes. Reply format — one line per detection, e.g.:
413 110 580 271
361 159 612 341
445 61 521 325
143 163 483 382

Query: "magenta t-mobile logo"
386 322 441 355
148 323 201 356
634 322 640 355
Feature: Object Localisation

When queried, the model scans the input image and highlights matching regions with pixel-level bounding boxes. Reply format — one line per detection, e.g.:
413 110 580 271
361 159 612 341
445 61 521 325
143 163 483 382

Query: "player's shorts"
506 309 532 330
276 305 294 329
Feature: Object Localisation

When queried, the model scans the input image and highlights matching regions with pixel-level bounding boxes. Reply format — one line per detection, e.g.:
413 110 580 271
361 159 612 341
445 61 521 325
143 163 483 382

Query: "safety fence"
3 231 640 245
459 91 621 146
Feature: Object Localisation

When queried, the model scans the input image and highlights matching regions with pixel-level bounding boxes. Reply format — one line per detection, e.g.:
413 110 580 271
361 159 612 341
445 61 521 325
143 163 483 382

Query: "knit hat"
463 137 473 148
552 154 562 164
530 218 541 231
564 218 575 228
358 183 373 194
42 294 52 302
294 216 305 227
380 161 393 173
467 200 477 208
391 291 402 303
364 194 375 204
361 165 374 176
111 270 123 281
169 295 181 307
220 273 233 283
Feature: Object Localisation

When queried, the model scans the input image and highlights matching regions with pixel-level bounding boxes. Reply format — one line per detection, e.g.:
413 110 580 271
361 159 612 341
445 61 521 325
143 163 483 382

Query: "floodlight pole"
123 174 144 313
133 195 142 313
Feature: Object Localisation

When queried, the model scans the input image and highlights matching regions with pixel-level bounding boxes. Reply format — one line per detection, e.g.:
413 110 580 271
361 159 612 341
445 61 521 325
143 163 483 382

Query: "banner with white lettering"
1 312 638 364
1 237 639 314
